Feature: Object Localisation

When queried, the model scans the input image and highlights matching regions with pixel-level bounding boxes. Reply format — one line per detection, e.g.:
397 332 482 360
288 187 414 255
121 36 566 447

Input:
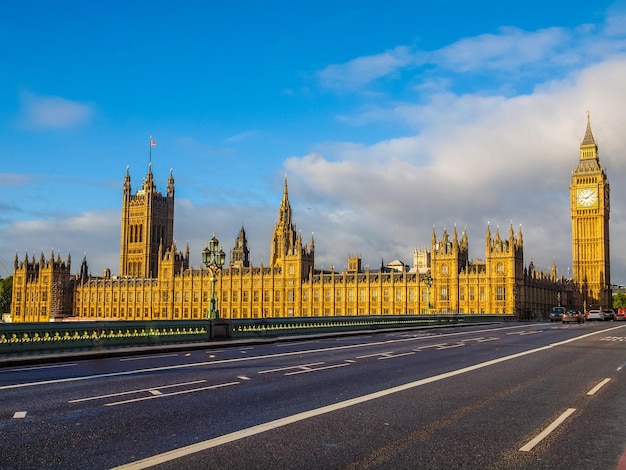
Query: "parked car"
549 307 566 322
602 309 616 321
616 308 626 321
562 310 584 323
586 309 604 321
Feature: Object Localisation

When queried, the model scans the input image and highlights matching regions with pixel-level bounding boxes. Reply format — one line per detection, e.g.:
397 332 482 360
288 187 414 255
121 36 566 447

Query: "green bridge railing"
0 314 516 358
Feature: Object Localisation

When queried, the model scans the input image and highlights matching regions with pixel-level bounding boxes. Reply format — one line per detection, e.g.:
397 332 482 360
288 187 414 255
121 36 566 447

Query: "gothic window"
441 264 448 274
440 287 448 301
496 286 505 301
497 263 504 273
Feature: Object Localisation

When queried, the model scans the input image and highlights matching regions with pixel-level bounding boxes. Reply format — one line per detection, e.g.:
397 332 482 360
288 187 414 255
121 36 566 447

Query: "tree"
0 276 12 314
613 292 626 310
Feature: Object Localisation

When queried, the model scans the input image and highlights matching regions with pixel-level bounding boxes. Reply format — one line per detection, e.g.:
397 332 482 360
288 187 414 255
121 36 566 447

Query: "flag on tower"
151 139 157 147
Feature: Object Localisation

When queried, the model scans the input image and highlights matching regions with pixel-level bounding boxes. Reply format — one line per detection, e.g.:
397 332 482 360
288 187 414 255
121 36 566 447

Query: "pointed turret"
230 225 250 268
577 109 600 167
123 165 132 196
581 109 597 147
270 176 296 266
167 168 175 197
269 176 314 275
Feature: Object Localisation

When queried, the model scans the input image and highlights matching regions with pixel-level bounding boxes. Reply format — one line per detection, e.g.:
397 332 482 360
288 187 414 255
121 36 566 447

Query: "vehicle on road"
586 309 604 321
616 308 626 320
602 309 616 321
549 307 566 322
562 310 584 323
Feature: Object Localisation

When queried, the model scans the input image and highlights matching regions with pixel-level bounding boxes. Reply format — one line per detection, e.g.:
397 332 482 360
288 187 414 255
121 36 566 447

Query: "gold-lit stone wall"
15 121 610 323
570 113 611 308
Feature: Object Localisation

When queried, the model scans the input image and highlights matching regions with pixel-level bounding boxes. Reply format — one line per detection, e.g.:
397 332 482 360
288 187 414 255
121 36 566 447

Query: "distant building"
11 118 607 322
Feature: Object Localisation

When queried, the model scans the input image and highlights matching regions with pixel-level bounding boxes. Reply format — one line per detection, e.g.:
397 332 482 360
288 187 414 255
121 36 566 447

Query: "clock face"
577 188 598 207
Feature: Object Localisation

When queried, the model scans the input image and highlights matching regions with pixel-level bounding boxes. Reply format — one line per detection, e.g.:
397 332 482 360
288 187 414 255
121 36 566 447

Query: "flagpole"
149 135 152 166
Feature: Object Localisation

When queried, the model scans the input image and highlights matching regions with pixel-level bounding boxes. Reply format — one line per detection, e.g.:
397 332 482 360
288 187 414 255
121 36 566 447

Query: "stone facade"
570 112 611 309
12 120 606 322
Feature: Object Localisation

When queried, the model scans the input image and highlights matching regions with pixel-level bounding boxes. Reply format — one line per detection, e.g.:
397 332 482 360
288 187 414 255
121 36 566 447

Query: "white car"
586 309 604 321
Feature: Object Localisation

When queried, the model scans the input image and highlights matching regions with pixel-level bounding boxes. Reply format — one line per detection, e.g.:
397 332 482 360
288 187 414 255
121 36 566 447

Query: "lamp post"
423 269 433 314
202 233 226 319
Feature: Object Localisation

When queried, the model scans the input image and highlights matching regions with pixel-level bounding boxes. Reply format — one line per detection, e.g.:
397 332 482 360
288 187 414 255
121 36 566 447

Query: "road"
1 322 625 469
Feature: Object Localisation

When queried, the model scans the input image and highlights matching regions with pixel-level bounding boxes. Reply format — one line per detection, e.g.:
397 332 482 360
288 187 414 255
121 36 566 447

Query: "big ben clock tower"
570 111 611 309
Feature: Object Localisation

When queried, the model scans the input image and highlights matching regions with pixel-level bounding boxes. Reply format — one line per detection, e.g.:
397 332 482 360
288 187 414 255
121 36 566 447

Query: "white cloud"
284 58 626 281
317 8 626 93
18 92 93 129
318 46 416 90
0 173 38 187
431 26 573 73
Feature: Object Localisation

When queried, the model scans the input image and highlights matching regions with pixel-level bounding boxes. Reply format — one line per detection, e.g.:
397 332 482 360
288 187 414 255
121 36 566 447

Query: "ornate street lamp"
202 233 226 319
423 269 433 314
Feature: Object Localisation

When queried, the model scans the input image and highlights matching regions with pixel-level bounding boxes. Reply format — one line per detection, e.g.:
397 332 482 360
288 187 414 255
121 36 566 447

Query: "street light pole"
202 233 226 319
424 269 433 315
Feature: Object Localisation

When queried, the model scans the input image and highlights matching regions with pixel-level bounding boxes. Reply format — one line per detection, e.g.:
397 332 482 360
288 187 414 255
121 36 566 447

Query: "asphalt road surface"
1 322 625 470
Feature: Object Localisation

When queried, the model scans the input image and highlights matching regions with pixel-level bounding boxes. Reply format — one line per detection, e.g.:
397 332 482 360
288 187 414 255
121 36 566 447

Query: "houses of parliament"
10 116 611 322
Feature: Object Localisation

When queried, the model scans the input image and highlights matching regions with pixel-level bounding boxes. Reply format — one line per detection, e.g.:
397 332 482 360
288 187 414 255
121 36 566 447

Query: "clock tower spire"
570 111 611 309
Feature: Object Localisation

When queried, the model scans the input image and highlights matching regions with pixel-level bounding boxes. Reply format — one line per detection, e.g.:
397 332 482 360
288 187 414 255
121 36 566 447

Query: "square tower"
119 165 175 278
570 113 611 308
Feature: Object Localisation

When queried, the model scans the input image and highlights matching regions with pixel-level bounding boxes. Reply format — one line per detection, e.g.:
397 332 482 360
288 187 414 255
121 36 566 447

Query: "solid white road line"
68 380 208 403
13 411 27 419
586 378 611 396
519 408 576 452
284 363 350 375
378 352 416 359
113 328 616 469
105 382 239 406
0 363 77 373
120 354 179 362
257 362 325 374
0 324 548 391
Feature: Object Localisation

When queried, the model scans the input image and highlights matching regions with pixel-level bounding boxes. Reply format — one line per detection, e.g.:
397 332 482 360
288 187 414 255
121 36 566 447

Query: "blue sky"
2 0 626 284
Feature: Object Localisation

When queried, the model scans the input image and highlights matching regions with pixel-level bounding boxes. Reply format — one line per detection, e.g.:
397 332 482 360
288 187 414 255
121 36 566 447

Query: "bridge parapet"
0 314 515 357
